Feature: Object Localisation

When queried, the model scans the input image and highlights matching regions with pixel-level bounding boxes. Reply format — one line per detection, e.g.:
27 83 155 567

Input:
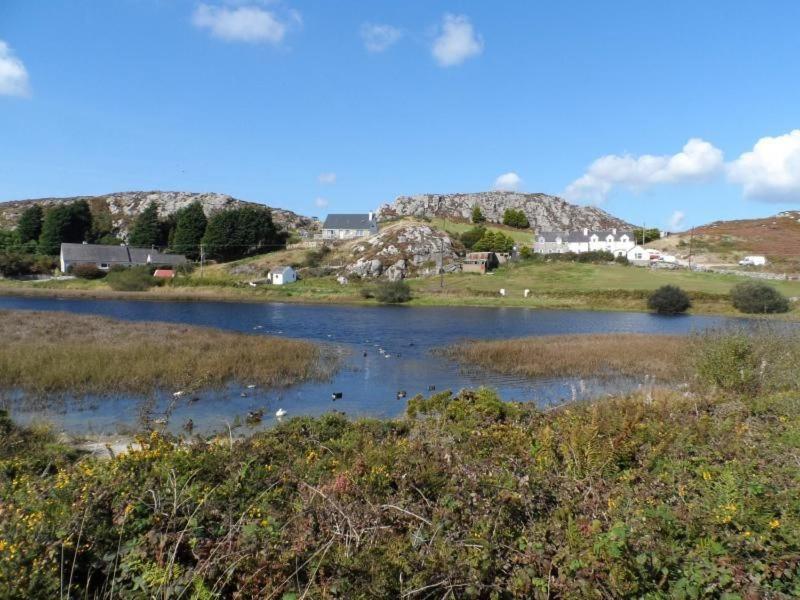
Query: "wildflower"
702 470 712 481
769 518 780 529
779 416 788 423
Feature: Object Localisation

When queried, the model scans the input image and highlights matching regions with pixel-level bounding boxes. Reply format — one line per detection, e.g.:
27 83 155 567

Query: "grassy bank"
439 333 691 381
0 310 337 396
2 328 800 597
2 259 799 317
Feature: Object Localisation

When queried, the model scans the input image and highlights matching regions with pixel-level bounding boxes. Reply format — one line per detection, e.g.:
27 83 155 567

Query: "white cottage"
533 228 636 257
321 213 378 241
268 266 297 285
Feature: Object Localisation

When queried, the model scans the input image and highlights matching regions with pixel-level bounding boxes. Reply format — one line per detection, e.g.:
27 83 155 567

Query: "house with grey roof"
321 213 378 241
533 228 636 257
60 243 187 273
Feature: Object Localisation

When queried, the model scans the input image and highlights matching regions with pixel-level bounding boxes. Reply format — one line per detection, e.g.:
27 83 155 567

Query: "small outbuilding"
462 252 500 274
268 266 297 285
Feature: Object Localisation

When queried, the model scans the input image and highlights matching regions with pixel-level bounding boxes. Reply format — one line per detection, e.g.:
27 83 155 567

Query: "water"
0 296 750 434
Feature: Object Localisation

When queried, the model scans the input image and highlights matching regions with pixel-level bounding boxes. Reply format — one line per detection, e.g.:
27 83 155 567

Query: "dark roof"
322 214 375 230
61 243 187 266
536 229 635 243
270 266 294 275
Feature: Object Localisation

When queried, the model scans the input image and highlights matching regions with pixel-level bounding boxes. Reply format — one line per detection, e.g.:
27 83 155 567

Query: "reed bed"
0 310 338 396
439 333 692 381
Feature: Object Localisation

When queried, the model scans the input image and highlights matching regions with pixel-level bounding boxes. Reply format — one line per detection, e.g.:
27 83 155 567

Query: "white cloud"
668 210 685 230
431 14 483 67
314 197 329 208
0 41 30 97
565 138 724 203
494 172 522 191
727 130 800 202
317 172 336 184
192 4 299 44
360 23 402 53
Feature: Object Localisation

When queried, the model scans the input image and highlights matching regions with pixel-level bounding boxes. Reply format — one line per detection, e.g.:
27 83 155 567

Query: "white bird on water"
275 408 287 418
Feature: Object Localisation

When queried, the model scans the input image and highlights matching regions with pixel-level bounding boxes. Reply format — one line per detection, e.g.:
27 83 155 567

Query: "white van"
738 256 766 266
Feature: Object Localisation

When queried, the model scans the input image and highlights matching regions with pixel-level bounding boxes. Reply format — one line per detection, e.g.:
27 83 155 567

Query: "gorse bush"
70 264 106 279
730 281 790 314
648 284 692 314
3 371 800 597
105 266 158 291
502 208 529 229
373 279 412 303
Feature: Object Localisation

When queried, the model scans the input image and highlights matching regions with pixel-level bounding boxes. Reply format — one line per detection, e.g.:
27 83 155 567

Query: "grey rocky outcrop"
376 191 631 232
0 191 318 239
345 223 458 280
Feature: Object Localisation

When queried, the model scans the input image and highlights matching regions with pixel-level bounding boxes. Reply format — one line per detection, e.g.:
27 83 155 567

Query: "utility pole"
688 226 694 270
199 243 205 277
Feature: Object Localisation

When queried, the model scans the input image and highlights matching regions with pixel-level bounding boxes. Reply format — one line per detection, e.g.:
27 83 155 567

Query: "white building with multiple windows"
533 228 636 257
321 213 378 241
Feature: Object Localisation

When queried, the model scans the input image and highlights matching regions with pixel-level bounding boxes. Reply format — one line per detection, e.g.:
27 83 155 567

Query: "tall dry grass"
0 310 337 396
439 333 691 381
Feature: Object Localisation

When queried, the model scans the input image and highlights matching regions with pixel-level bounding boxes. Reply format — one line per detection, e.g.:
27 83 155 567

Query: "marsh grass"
439 333 693 381
0 310 338 396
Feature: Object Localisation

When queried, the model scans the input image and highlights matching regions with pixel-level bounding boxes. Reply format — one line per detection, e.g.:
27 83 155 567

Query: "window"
621 235 629 243
635 253 643 259
100 263 109 269
590 235 599 243
606 235 614 242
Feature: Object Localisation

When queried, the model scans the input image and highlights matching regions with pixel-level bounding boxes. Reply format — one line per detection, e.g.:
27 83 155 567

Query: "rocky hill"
376 191 631 232
0 191 317 239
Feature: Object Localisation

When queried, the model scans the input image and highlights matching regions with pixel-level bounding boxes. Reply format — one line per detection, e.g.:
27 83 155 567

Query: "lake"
0 296 750 435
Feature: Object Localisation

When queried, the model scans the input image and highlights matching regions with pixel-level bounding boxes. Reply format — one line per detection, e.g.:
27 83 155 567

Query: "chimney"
583 228 588 236
368 211 374 222
612 227 617 235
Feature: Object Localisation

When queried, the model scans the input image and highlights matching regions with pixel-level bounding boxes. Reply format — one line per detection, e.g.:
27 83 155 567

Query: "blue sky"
1 1 799 230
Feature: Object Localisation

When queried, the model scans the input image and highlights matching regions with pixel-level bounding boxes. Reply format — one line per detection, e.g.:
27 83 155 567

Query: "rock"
0 191 319 239
375 190 631 231
344 223 458 280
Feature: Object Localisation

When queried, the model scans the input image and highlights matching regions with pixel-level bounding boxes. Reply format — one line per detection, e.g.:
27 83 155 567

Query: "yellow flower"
743 530 752 537
702 470 712 481
0 540 7 552
769 519 781 529
779 415 788 423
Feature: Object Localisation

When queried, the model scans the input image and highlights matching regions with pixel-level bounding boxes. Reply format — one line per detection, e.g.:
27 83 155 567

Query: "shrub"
373 280 412 304
615 255 630 266
502 208 529 229
71 264 106 279
304 245 331 268
0 252 36 277
519 246 532 260
730 281 789 314
695 332 760 395
648 285 691 314
471 205 485 223
460 226 486 250
105 266 157 291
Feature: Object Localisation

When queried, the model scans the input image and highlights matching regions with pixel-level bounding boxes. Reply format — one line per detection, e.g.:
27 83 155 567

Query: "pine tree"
38 201 93 255
171 202 207 259
128 202 161 247
471 205 486 224
202 206 286 262
17 205 43 244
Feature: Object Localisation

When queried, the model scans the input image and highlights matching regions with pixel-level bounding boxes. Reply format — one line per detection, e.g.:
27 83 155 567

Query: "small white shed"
627 246 655 266
269 266 297 285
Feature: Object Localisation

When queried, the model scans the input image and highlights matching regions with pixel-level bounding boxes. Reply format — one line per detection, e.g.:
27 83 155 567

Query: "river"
0 296 750 435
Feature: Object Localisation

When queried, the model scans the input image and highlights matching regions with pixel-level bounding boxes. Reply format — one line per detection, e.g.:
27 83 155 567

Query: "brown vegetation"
440 333 691 381
0 310 337 396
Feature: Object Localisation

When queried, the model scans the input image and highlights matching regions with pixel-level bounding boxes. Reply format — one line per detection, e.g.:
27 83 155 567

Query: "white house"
321 213 378 240
268 266 297 285
626 246 658 266
533 228 636 257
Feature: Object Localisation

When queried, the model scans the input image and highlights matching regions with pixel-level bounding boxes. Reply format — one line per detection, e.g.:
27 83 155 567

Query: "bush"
460 226 486 250
648 285 691 314
471 205 485 223
0 252 36 277
373 280 412 304
71 264 106 279
519 246 532 260
304 245 331 268
615 255 630 266
730 281 789 314
695 332 760 395
105 266 157 291
502 208 529 229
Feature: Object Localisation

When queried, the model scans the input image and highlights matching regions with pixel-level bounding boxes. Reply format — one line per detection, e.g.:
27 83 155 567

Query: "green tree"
171 202 207 259
202 206 286 262
633 228 661 244
460 226 486 250
38 201 93 255
730 281 789 314
502 208 529 229
128 202 161 247
473 230 514 253
471 205 485 224
16 205 43 244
